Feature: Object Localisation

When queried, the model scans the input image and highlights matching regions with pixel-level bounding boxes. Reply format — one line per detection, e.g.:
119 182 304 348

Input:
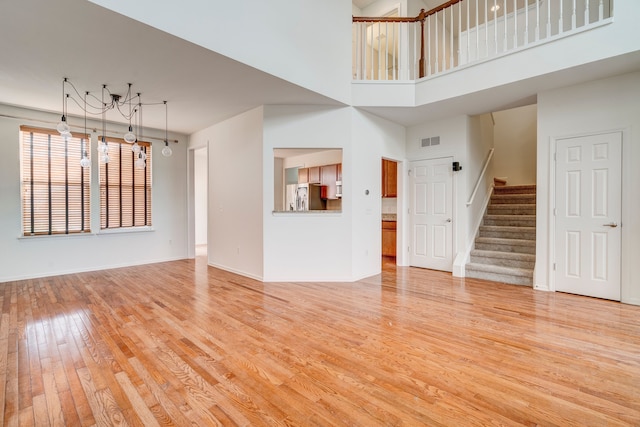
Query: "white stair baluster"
599 0 604 21
451 4 455 69
535 0 540 41
484 0 489 58
584 0 589 25
513 0 518 48
442 9 447 70
559 0 564 34
494 0 498 54
427 18 432 76
503 0 507 51
435 12 439 73
572 0 577 29
547 0 551 37
524 0 529 44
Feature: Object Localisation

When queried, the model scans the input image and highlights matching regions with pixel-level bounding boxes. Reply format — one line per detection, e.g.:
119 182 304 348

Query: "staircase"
466 185 536 286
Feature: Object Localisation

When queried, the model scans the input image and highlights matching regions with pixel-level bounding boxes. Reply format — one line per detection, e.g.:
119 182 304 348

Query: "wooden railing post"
418 9 426 78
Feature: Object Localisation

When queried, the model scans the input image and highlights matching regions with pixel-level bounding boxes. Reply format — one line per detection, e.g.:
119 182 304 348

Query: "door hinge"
408 208 411 214
407 246 410 253
408 169 412 176
553 263 556 271
554 152 557 161
553 208 557 216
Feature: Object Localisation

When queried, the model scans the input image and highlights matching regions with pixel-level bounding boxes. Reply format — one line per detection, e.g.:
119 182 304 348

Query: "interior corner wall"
351 109 406 277
262 106 353 282
0 104 189 282
190 107 264 280
537 71 640 306
493 104 537 185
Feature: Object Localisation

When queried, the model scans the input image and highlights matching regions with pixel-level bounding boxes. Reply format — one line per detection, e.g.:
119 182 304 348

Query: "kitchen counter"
382 214 397 222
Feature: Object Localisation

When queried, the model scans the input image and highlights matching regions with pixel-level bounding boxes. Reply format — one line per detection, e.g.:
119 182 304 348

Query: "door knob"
603 222 618 228
446 218 452 223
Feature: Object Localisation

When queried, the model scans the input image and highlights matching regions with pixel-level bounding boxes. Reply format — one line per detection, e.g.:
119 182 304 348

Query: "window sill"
18 232 93 240
18 226 154 239
97 226 154 235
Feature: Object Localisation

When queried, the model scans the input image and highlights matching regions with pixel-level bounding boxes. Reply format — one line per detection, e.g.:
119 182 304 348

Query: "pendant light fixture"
162 100 172 157
53 77 174 170
123 83 136 143
80 91 91 168
56 78 71 135
98 85 110 163
131 93 142 155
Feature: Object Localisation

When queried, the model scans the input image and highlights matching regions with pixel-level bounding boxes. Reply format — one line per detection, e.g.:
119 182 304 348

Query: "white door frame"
187 144 209 259
547 129 624 294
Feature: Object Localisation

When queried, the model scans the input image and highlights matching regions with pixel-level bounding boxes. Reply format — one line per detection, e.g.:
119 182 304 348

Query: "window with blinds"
99 137 152 229
20 126 91 236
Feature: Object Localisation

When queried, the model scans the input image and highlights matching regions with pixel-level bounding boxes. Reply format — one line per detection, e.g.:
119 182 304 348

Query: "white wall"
537 71 640 305
406 115 471 262
0 104 188 282
492 104 537 185
194 147 207 246
263 106 353 281
190 107 264 280
351 109 406 276
89 0 352 104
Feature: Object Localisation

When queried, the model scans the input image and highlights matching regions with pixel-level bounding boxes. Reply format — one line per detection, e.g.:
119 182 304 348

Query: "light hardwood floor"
1 256 639 426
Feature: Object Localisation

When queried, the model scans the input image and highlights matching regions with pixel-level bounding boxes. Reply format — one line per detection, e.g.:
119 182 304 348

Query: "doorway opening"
194 147 208 258
381 158 398 263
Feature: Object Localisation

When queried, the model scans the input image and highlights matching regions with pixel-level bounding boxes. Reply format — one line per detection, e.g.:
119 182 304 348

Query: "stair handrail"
467 148 494 207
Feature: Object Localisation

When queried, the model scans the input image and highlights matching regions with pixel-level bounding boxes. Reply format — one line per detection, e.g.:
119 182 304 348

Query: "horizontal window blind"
20 126 91 236
99 137 152 229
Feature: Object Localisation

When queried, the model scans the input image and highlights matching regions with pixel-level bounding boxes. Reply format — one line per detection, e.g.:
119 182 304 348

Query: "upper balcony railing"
353 0 612 81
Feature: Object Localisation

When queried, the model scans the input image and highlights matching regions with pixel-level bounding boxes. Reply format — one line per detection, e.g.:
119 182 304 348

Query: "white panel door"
555 132 622 300
410 158 453 271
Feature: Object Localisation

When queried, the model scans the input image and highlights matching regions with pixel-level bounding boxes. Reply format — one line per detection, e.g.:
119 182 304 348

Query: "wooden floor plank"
1 256 639 426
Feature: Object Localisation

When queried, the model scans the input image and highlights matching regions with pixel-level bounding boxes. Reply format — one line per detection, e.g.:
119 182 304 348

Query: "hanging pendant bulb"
162 100 172 157
98 137 109 154
123 83 136 143
135 153 146 169
60 130 72 139
124 125 136 143
131 141 141 154
57 78 70 135
80 92 90 169
100 154 110 164
57 117 70 135
80 154 91 168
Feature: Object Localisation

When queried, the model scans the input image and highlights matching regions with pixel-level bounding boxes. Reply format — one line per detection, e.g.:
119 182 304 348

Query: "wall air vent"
420 136 441 147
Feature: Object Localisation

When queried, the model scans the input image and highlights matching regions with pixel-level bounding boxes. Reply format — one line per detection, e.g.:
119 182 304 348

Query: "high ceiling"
0 0 341 135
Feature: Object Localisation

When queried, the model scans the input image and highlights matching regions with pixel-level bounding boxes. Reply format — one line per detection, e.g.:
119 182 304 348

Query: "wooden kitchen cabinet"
321 164 339 199
382 159 397 198
309 166 321 183
298 168 309 184
382 220 397 257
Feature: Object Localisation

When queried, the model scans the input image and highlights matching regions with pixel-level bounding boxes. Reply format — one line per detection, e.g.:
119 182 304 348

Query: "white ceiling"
0 0 341 135
352 0 380 10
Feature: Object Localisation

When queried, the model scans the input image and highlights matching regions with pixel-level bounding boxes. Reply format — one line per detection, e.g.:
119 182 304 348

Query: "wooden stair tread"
466 263 533 277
